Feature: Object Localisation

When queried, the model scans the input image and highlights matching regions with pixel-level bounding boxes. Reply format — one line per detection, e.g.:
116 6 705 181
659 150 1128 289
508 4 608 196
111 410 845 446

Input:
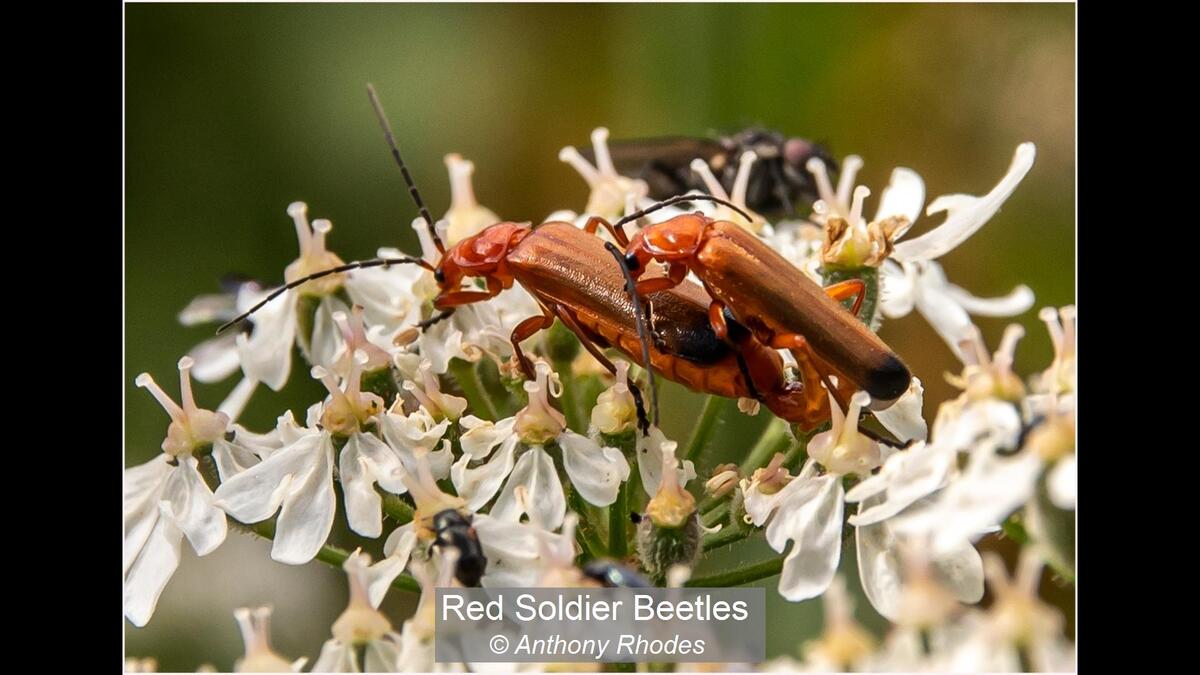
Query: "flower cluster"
125 129 1073 672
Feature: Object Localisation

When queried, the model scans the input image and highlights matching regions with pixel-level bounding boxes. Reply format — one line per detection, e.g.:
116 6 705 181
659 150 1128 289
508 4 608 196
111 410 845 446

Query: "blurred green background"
126 3 1074 670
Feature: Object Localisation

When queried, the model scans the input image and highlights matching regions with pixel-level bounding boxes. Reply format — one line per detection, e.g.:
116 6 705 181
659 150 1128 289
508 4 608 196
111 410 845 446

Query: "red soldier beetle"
599 200 912 426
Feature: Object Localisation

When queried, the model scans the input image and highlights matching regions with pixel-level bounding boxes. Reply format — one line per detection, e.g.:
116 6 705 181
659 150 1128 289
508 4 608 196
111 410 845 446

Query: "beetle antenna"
216 256 430 333
858 425 913 450
613 194 753 230
366 83 445 256
605 241 658 432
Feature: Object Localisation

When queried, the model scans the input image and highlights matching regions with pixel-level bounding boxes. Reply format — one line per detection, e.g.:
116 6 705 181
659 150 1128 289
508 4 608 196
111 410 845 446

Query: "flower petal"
873 377 928 443
560 432 630 507
855 502 904 621
213 434 323 524
1047 455 1076 510
451 436 518 512
875 168 925 232
491 447 566 528
458 416 516 460
312 640 357 673
211 438 260 482
235 287 297 391
124 504 183 627
879 260 917 319
163 457 227 556
930 536 985 605
943 282 1035 318
891 143 1035 262
772 473 844 602
272 441 337 564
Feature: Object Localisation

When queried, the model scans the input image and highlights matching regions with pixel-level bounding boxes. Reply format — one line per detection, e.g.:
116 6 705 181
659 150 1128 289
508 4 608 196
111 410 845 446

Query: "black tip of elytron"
866 354 911 402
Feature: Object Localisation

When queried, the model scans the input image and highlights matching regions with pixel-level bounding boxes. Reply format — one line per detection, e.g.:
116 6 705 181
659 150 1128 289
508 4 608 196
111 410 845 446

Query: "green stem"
571 493 606 558
685 557 783 587
448 358 500 421
739 418 791 474
609 480 629 558
701 502 729 528
701 523 752 552
682 396 726 462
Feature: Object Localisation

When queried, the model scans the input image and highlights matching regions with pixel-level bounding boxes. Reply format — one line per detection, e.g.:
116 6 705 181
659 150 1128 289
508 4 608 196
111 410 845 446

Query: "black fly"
431 509 487 587
581 128 837 216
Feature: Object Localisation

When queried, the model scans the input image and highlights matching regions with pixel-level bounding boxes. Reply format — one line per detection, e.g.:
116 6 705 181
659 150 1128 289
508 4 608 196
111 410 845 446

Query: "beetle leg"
823 279 867 317
583 216 630 248
553 305 651 434
763 331 840 425
509 304 557 380
707 300 730 342
633 262 688 295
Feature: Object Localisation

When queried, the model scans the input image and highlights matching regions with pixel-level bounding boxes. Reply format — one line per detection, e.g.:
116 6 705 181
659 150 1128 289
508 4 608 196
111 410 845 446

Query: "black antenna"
366 83 444 255
216 256 429 333
613 194 753 230
605 241 658 431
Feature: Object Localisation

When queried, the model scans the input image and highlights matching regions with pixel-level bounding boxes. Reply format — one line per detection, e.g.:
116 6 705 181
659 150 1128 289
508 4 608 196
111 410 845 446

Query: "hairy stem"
685 557 783 588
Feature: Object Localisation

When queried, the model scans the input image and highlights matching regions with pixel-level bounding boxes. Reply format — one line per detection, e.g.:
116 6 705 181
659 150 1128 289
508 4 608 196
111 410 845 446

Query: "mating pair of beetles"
225 85 911 441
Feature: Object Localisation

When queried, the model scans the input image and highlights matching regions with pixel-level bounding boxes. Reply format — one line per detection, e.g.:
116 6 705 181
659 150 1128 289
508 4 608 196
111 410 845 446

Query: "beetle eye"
434 268 445 284
624 252 640 272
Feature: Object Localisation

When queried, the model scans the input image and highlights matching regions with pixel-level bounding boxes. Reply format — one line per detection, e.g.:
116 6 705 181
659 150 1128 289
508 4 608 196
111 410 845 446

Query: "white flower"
213 355 392 561
443 153 500 245
236 202 350 389
946 550 1073 672
636 426 696 499
798 576 877 671
559 127 649 220
178 279 262 384
688 150 767 232
806 144 1038 357
124 358 237 627
232 606 306 672
743 390 983 617
312 551 405 673
451 361 629 529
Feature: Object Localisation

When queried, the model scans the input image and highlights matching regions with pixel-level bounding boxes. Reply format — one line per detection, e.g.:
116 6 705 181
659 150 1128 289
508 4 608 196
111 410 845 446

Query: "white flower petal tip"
893 143 1036 262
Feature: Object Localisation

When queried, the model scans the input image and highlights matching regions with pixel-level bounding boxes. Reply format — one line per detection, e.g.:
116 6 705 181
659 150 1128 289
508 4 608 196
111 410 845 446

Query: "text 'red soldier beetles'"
221 85 821 434
601 203 913 426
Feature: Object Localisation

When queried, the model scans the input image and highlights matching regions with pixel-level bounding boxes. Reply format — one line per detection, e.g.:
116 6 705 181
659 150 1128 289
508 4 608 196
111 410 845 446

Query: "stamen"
311 366 350 408
444 153 479 209
995 324 1026 371
836 156 864 207
1039 306 1065 357
689 158 730 199
411 216 442 264
591 127 618 177
730 151 758 207
135 373 185 423
1059 306 1076 356
842 391 871 441
558 146 600 187
177 356 197 414
233 607 273 654
310 219 332 255
287 201 311 256
806 157 839 213
848 185 870 227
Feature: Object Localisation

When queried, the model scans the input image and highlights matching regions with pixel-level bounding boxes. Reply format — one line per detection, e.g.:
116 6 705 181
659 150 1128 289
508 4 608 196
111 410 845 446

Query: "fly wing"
579 136 727 175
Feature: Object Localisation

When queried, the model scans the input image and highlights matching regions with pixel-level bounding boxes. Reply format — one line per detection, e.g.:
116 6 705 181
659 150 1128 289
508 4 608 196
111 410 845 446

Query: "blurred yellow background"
125 3 1074 670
